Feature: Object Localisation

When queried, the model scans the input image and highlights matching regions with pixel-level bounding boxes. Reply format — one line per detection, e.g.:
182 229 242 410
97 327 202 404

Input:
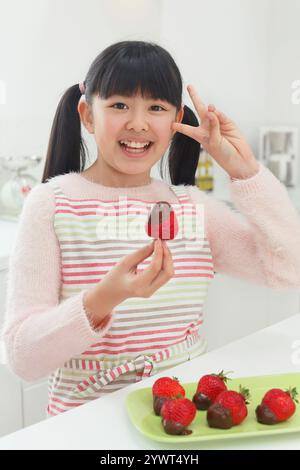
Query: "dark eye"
112 103 127 109
151 105 165 111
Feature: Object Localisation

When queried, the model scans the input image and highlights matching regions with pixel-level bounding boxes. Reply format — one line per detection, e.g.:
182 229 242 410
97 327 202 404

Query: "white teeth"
119 140 150 148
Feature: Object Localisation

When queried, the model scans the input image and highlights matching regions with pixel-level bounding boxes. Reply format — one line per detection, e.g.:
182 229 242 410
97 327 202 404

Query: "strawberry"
256 387 298 424
146 201 178 240
193 370 232 410
207 385 250 429
152 376 185 416
160 398 197 435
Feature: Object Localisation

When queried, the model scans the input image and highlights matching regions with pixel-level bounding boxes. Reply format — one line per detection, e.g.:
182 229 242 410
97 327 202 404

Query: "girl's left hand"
172 84 260 180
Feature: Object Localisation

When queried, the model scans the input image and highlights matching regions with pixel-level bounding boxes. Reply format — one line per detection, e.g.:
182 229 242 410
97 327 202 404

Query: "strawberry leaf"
285 386 299 403
239 384 251 404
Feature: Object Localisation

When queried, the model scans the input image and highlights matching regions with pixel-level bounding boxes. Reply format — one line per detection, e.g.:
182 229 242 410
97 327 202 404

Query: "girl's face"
78 91 184 184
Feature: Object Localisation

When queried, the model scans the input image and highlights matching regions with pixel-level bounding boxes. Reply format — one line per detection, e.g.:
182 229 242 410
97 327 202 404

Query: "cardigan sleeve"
187 162 300 291
0 183 114 383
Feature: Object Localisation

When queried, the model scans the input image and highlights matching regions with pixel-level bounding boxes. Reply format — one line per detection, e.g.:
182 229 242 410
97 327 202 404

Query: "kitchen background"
0 0 299 438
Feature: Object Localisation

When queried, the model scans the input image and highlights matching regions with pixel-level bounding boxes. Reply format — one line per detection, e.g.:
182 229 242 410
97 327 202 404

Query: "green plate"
126 372 300 443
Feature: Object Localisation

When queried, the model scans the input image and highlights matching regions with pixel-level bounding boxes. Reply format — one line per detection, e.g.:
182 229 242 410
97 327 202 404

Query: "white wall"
265 0 300 181
161 0 269 152
160 0 284 187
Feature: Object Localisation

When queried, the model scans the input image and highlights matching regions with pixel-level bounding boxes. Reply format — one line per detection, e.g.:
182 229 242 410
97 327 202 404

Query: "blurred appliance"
259 127 298 187
0 155 42 220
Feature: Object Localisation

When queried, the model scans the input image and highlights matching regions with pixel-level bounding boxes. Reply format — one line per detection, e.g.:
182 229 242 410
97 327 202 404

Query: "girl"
2 41 300 418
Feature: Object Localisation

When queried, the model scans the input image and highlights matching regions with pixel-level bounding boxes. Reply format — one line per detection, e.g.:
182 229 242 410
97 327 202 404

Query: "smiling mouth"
118 141 154 156
118 141 153 150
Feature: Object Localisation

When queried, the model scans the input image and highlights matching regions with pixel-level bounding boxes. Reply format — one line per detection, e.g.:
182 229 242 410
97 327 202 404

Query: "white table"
0 313 299 450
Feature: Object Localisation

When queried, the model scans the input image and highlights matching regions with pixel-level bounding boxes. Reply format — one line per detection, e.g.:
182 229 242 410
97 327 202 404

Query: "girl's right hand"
83 239 174 328
100 238 174 304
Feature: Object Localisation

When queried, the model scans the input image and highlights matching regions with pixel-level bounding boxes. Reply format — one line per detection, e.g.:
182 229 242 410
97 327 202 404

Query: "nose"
126 111 149 132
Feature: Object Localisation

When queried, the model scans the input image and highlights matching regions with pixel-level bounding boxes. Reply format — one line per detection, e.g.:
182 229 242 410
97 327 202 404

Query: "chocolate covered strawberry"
193 370 232 410
160 398 197 435
152 376 185 416
146 201 178 240
256 387 298 424
207 385 250 429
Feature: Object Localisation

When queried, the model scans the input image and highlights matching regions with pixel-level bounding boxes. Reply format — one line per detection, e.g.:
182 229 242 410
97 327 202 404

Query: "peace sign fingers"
186 83 208 123
171 84 212 143
171 120 210 144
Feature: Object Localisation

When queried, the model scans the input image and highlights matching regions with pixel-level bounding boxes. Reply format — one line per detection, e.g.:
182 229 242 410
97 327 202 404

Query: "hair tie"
79 81 85 95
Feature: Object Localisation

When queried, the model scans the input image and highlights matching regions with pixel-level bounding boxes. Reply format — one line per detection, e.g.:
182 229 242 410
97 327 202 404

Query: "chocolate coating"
147 201 177 240
207 403 233 429
162 419 192 435
153 396 169 416
193 392 212 410
255 403 278 425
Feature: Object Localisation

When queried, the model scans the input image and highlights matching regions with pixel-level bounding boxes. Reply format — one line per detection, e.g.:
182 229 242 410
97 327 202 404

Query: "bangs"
92 43 182 109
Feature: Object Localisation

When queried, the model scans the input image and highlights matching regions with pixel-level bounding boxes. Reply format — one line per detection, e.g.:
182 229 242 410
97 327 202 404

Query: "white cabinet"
22 379 49 427
0 365 23 438
0 264 49 436
203 272 300 351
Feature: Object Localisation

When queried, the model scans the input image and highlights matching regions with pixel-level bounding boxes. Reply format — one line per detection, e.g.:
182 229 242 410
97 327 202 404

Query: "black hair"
42 40 201 185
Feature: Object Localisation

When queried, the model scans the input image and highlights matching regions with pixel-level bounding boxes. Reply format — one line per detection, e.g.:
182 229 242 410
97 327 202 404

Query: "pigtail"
41 84 89 183
164 104 202 186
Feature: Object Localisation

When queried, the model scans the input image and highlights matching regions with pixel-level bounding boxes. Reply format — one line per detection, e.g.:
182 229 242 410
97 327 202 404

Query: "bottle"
195 150 214 191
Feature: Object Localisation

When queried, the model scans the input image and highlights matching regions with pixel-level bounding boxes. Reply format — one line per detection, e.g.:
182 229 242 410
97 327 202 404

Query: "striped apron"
46 180 215 417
